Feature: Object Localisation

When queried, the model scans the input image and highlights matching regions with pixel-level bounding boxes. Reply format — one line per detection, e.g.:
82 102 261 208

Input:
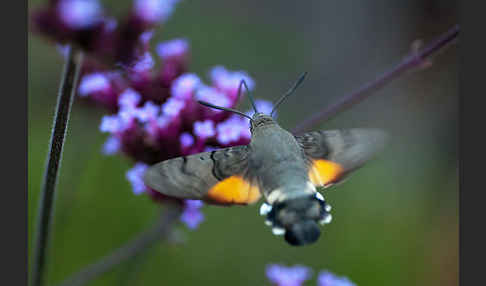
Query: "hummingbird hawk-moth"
144 73 387 246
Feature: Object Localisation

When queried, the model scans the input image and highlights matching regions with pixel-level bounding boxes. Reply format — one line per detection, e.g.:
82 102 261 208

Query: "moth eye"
272 227 286 236
259 202 272 216
319 213 332 225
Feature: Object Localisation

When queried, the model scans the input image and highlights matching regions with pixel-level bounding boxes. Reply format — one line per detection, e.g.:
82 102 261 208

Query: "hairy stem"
55 204 183 286
292 24 459 134
31 46 83 286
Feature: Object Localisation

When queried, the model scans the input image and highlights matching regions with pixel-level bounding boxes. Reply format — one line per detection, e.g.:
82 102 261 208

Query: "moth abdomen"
261 191 332 246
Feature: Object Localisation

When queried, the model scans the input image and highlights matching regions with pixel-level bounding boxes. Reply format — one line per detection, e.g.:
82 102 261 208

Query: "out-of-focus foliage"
28 0 458 285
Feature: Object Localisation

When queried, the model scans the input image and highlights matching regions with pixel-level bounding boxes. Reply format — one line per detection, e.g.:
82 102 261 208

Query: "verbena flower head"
266 264 312 286
31 0 182 64
317 271 357 286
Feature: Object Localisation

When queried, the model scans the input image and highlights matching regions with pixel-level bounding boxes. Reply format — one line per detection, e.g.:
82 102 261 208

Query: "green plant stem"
291 24 459 134
55 204 183 286
31 46 83 286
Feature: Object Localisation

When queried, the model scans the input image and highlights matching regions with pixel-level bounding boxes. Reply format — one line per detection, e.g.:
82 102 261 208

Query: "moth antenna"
197 100 253 121
270 72 308 116
240 80 259 114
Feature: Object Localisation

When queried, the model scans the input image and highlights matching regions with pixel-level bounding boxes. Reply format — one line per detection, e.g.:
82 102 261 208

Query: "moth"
144 73 387 246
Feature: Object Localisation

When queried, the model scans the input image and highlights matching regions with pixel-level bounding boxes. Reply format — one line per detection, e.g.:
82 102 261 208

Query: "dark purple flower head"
32 0 181 65
266 264 312 286
317 271 357 286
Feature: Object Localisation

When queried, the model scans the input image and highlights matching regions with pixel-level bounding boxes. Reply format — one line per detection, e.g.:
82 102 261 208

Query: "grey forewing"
143 145 250 200
295 128 387 173
249 123 309 200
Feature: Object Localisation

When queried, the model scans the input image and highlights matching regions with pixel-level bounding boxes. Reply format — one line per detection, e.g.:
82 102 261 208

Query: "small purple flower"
171 73 201 100
196 85 233 121
266 264 312 286
194 120 216 140
100 115 122 133
102 136 121 155
139 30 154 46
180 132 195 148
216 115 250 146
157 38 189 60
131 51 155 73
118 88 142 109
57 0 103 29
209 65 255 99
133 0 181 25
118 107 139 127
161 97 186 117
125 163 149 195
78 72 111 97
317 271 356 286
135 101 160 123
180 199 204 229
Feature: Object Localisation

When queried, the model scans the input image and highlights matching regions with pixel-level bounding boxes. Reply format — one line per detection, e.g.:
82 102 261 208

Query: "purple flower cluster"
266 264 356 286
97 65 261 164
31 0 273 230
31 0 181 65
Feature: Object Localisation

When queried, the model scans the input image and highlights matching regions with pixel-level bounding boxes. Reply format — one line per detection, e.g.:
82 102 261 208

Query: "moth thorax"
263 193 331 246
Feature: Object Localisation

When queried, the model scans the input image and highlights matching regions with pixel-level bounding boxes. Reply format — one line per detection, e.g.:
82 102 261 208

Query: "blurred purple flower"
102 136 121 155
157 38 189 60
126 163 149 195
118 88 142 109
57 0 103 29
133 0 181 26
266 264 312 286
180 200 205 229
171 73 201 100
209 65 255 100
157 38 191 85
215 115 250 146
194 120 216 140
78 72 111 96
317 271 357 286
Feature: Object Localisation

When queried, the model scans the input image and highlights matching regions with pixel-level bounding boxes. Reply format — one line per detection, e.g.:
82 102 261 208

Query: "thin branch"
55 204 183 286
291 24 459 135
31 46 83 286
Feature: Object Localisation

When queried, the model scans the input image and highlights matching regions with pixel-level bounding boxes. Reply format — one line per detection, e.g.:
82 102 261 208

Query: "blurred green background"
28 0 458 285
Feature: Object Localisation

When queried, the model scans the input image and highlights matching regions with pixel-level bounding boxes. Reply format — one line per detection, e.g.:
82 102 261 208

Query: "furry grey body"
248 114 313 203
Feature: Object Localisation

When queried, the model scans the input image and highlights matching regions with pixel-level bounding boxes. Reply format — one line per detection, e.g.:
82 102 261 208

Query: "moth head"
262 193 332 246
250 113 276 131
